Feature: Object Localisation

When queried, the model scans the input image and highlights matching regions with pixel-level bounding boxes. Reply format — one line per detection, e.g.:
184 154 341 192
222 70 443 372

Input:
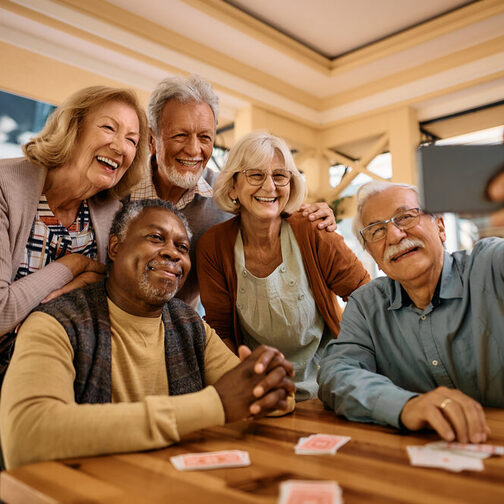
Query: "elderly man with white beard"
130 75 337 307
318 181 504 445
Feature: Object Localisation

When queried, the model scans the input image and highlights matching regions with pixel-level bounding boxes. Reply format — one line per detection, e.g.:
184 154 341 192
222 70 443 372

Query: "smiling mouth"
147 265 182 277
96 156 119 171
391 247 419 262
176 159 202 168
254 196 277 203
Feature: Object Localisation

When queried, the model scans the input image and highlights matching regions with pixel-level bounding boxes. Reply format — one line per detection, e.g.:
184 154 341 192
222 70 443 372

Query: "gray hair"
213 130 307 215
352 181 418 247
147 75 219 135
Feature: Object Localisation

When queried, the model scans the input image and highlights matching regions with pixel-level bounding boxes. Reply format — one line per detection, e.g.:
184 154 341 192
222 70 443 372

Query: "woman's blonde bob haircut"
23 85 149 199
213 130 307 215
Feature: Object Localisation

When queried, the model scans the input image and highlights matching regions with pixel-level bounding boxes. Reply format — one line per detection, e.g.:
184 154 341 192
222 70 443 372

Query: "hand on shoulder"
298 202 337 232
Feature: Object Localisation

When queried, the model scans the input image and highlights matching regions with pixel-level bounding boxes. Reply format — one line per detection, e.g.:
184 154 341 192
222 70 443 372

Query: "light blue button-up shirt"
318 238 504 428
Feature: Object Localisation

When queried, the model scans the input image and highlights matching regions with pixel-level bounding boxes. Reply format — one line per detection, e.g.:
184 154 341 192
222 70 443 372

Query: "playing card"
295 434 351 455
426 441 504 459
406 446 484 472
278 480 343 504
170 450 250 471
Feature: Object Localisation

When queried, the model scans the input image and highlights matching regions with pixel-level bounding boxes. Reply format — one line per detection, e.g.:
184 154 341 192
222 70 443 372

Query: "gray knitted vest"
35 280 206 404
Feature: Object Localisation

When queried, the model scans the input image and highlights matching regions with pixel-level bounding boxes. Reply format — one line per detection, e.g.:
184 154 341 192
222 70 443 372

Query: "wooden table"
1 400 504 503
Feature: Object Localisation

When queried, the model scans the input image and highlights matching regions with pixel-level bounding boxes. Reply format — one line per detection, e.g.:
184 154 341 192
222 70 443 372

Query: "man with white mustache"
318 181 504 444
130 75 337 306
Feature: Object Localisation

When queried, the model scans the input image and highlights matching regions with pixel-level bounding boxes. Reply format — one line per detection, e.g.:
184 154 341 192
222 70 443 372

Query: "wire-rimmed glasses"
360 208 422 243
240 169 292 187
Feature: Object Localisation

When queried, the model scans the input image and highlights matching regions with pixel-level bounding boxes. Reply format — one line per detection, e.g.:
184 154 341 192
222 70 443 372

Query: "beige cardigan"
0 157 121 338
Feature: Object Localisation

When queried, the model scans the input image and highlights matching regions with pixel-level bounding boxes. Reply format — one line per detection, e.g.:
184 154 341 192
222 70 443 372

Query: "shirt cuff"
171 385 226 437
372 388 418 428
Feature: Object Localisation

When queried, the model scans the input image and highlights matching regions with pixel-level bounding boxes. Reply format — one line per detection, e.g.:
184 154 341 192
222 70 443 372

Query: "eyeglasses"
360 208 422 243
240 169 293 187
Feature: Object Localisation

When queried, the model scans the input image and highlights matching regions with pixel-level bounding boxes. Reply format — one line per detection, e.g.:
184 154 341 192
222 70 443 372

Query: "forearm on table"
2 388 226 469
0 262 72 335
318 359 416 428
1 315 230 469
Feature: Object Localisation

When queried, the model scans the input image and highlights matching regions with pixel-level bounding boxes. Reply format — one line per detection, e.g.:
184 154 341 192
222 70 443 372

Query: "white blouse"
235 221 331 401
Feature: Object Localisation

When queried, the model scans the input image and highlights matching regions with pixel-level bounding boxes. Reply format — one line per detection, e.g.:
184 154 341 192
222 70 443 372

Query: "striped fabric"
1 196 98 385
15 195 97 279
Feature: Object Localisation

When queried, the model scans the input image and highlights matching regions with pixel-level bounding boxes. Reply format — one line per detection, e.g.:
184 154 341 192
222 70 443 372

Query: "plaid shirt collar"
131 156 213 210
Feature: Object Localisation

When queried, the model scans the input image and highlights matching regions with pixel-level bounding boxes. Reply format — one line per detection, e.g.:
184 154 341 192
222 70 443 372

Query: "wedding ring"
440 398 452 410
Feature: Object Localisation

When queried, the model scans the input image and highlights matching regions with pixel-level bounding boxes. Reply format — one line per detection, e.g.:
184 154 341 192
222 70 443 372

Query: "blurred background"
1 0 503 278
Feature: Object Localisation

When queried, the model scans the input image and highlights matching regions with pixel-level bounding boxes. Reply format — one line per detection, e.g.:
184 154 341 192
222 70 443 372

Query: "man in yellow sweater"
0 199 295 469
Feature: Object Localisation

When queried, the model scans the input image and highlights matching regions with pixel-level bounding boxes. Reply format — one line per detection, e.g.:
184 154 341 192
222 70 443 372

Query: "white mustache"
384 237 425 263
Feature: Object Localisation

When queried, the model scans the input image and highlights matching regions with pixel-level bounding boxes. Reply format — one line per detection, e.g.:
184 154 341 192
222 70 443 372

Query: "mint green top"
235 221 331 401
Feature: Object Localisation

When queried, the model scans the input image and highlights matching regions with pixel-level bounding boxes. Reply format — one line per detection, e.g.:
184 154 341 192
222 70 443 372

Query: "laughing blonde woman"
197 131 369 401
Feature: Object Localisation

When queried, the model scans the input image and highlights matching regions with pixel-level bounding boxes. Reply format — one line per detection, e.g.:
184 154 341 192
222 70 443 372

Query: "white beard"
139 269 178 304
160 161 206 190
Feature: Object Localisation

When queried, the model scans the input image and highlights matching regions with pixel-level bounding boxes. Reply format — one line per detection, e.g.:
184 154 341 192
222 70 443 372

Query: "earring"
231 197 238 205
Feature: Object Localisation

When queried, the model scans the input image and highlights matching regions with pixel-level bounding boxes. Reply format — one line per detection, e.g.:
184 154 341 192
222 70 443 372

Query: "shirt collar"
387 249 462 310
438 249 464 300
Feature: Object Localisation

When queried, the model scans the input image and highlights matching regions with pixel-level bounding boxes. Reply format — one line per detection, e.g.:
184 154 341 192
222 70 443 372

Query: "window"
0 90 55 159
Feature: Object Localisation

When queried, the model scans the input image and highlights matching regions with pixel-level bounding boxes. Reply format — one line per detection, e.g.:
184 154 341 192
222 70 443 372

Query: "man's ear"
148 129 156 156
108 234 121 263
436 216 446 243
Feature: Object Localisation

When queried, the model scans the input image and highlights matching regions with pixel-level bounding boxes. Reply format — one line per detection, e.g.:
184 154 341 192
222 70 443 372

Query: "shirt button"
237 303 243 310
280 265 286 273
421 315 426 321
242 270 247 277
432 360 438 366
289 279 296 286
239 287 245 293
298 293 305 300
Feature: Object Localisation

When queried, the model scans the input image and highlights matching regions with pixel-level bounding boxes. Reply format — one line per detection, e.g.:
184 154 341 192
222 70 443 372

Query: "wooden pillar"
296 149 331 202
388 106 420 185
233 105 268 144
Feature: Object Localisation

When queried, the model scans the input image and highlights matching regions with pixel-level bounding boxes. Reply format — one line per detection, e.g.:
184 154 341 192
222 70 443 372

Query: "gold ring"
440 398 452 410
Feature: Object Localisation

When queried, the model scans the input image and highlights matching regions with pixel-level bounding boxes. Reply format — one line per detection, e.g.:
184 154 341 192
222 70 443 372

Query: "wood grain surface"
1 400 503 503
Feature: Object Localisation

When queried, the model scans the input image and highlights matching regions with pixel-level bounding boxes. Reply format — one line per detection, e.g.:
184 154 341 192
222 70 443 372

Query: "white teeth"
255 197 276 202
178 159 200 167
97 156 119 169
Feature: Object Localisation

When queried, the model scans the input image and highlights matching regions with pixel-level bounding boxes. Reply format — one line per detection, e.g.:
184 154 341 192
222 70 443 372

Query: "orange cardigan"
196 213 370 351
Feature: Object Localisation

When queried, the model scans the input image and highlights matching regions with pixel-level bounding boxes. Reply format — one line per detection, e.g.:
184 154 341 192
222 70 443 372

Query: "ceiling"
1 0 503 141
224 0 475 58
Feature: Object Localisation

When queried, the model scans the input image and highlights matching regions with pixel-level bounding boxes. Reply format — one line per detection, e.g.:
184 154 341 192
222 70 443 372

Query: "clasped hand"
214 345 295 423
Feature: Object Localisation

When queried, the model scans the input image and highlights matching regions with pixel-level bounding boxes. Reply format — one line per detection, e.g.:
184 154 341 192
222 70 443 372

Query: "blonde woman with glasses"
197 131 369 401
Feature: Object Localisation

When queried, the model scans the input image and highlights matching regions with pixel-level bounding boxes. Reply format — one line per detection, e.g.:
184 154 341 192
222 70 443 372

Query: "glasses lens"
393 209 420 230
244 169 292 186
244 169 266 185
362 209 420 243
272 170 292 186
363 223 387 243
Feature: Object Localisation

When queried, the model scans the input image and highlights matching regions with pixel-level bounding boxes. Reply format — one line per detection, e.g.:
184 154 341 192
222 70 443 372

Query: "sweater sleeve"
314 225 370 301
0 313 238 469
0 186 73 337
196 227 236 345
